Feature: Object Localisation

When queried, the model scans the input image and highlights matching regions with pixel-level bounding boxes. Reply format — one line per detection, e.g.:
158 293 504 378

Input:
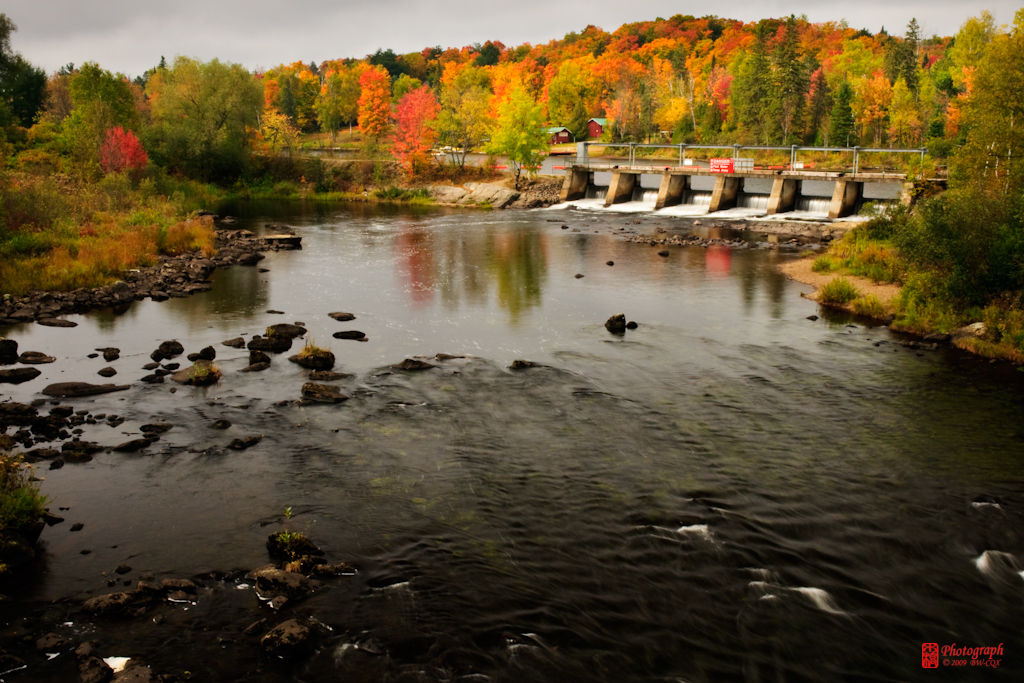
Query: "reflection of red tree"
705 245 731 276
395 227 435 305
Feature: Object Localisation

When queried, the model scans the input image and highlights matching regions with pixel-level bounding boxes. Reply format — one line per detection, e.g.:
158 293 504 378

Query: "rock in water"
228 435 263 450
332 330 367 341
301 382 349 404
18 351 56 364
222 337 246 348
0 367 41 384
289 349 335 370
247 335 292 353
392 358 436 371
0 338 18 364
37 318 77 328
328 312 356 321
43 383 130 398
266 323 307 340
605 314 627 335
157 340 184 358
171 360 221 386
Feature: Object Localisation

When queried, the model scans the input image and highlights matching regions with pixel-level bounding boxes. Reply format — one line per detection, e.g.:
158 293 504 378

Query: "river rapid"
1 202 1023 681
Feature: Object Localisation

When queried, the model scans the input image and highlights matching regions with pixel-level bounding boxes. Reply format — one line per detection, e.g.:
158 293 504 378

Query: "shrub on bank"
0 453 48 575
820 277 860 304
850 294 888 318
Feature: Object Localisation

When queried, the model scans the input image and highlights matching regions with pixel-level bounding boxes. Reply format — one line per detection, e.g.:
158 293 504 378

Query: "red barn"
587 118 607 139
547 127 571 144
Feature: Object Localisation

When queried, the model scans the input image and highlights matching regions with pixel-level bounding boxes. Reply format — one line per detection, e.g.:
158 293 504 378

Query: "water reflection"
488 228 547 323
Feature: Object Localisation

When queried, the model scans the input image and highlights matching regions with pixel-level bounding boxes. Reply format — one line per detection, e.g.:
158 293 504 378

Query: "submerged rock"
328 312 356 321
509 360 537 370
228 434 263 450
309 370 352 381
42 382 130 398
392 358 435 371
240 362 271 373
222 337 246 348
301 382 348 404
604 314 627 335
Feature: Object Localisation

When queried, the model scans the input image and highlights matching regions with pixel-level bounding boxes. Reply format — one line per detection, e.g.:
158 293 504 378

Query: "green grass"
850 294 888 318
820 277 860 304
0 453 48 574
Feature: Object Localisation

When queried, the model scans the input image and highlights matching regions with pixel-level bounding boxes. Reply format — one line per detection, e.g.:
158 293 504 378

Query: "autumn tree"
436 63 492 167
855 73 891 144
488 88 547 189
357 65 391 143
391 86 439 176
62 62 139 174
887 77 920 145
316 64 360 138
260 107 300 155
98 126 148 176
146 57 263 180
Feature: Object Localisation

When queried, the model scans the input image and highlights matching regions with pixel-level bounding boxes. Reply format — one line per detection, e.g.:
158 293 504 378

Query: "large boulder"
247 567 318 600
18 351 56 364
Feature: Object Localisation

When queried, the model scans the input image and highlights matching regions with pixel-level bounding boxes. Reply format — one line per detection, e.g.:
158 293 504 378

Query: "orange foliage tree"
357 65 391 141
391 86 440 176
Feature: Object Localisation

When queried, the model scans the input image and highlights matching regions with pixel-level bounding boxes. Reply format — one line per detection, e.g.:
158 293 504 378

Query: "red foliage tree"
391 86 440 175
99 126 148 176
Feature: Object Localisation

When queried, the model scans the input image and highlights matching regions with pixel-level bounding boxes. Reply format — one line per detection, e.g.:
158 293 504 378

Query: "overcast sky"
4 1 1019 77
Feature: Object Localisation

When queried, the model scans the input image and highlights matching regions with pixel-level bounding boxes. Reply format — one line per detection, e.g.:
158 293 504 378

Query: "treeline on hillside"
259 12 997 153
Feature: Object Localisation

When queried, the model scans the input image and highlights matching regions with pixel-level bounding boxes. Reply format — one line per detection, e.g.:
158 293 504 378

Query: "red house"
547 127 571 144
587 118 607 139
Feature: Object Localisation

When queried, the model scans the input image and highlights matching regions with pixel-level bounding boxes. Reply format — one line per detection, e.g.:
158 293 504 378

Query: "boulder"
266 531 324 561
83 589 154 617
156 340 184 358
171 361 221 386
0 339 17 364
259 619 315 659
332 330 367 341
18 351 56 364
301 382 348 404
97 367 117 378
0 367 41 384
0 402 38 426
289 349 335 370
37 318 77 328
328 312 356 321
509 360 537 370
140 423 172 434
604 314 627 335
222 337 246 348
43 382 130 398
266 323 307 340
249 349 271 366
247 566 318 600
247 335 292 353
240 362 271 373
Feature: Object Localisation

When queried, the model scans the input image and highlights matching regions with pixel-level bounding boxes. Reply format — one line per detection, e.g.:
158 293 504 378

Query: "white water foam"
790 587 846 616
675 524 713 541
973 550 1019 576
103 657 131 673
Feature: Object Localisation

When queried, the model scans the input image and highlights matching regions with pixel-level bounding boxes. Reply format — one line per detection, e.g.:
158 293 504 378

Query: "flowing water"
2 204 1023 681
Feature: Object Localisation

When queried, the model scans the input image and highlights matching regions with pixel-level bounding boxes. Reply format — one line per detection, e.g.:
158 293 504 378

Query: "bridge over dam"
557 142 940 219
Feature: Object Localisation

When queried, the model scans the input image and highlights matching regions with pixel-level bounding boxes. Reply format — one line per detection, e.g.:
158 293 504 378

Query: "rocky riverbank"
0 223 296 326
428 177 563 210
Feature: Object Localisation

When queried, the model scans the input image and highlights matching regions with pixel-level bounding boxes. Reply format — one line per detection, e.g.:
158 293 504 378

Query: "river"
2 203 1023 681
